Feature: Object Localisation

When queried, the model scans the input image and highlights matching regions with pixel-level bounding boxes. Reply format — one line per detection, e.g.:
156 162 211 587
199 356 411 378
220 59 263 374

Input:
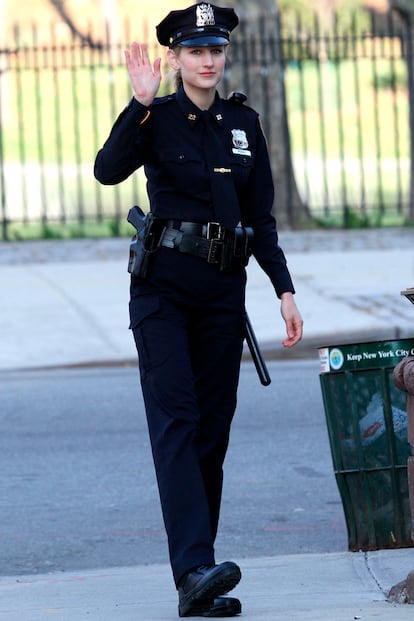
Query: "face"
167 45 226 91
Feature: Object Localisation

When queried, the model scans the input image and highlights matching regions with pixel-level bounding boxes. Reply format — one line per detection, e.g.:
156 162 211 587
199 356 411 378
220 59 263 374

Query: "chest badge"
231 129 251 156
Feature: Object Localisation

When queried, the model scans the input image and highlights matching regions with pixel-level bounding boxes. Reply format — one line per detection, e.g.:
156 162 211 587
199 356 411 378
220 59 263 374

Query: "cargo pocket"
129 294 160 372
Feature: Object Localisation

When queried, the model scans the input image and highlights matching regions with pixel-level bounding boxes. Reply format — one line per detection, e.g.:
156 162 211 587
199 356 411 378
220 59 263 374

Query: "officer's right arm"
94 98 151 185
95 42 159 185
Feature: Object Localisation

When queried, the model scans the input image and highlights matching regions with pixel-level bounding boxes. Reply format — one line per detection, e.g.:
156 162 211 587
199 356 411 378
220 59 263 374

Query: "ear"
167 48 180 71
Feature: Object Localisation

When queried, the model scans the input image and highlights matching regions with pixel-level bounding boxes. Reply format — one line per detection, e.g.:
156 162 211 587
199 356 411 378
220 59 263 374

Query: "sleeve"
94 98 151 185
241 117 295 298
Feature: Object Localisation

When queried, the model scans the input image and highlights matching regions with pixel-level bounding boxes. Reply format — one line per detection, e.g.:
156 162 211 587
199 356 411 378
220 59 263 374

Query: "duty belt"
159 220 253 269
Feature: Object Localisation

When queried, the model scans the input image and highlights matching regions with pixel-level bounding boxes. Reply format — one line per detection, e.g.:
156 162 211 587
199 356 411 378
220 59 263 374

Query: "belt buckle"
206 221 223 240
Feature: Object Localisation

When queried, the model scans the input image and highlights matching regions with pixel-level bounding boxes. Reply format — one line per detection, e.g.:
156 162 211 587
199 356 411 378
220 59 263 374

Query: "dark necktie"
200 110 241 230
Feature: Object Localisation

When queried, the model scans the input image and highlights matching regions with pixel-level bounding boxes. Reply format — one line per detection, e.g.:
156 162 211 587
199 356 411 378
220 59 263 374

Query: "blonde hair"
169 47 182 92
174 69 183 91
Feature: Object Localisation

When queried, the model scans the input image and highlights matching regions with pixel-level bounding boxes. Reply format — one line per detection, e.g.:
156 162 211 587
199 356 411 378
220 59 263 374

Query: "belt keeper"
207 239 223 263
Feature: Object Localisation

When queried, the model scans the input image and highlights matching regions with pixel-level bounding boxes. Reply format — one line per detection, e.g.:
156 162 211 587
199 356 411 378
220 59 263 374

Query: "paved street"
0 359 347 576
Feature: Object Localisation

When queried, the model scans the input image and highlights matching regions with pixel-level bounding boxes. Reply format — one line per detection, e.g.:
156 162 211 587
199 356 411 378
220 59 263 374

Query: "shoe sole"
201 597 242 617
179 563 241 617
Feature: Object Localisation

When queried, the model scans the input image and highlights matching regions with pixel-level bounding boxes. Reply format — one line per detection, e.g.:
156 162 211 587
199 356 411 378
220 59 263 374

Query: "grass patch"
6 218 136 241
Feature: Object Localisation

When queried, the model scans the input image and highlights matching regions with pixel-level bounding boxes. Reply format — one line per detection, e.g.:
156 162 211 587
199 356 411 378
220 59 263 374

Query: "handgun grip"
127 205 146 232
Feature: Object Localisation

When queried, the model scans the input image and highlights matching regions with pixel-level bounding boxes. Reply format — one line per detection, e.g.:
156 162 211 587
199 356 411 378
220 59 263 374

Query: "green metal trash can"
319 338 414 551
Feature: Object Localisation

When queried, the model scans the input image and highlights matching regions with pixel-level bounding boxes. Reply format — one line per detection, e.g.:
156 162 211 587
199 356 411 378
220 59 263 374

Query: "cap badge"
196 3 215 27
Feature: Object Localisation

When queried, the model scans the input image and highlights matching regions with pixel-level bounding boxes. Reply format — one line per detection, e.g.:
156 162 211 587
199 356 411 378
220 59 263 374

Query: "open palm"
125 42 162 107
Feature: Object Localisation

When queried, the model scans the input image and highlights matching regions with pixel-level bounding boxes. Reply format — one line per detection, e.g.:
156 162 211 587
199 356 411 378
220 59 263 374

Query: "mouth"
199 72 215 77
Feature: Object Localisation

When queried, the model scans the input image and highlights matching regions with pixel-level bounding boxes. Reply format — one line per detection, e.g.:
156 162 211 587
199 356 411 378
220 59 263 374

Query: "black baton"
244 312 271 386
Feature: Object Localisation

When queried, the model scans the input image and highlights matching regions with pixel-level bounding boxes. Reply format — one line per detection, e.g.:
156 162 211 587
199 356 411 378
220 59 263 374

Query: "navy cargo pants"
129 246 246 586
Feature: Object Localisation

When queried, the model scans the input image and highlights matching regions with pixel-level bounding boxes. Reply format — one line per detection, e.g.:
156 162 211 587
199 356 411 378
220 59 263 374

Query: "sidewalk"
1 228 414 618
1 227 414 371
0 550 414 620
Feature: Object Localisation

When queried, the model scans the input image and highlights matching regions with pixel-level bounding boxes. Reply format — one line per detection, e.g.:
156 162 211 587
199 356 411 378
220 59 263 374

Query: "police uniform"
94 3 296 617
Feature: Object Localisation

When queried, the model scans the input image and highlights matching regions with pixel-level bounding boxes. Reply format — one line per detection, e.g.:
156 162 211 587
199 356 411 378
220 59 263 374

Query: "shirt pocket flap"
230 153 253 168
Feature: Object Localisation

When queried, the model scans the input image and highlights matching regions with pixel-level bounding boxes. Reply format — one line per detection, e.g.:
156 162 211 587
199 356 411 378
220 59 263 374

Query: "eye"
190 48 201 55
211 48 223 55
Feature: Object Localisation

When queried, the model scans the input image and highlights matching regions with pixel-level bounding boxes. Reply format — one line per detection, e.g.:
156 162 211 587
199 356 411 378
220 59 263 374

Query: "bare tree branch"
48 0 101 47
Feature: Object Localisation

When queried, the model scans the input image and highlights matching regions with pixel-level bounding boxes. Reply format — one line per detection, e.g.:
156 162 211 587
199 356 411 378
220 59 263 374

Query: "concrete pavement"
1 550 414 620
1 227 414 371
0 549 414 621
1 227 414 618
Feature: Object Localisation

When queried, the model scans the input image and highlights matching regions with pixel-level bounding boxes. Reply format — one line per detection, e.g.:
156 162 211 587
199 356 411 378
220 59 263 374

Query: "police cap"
156 3 239 48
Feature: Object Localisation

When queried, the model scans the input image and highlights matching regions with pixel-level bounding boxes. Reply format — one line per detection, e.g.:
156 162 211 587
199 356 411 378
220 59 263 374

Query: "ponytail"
174 70 183 91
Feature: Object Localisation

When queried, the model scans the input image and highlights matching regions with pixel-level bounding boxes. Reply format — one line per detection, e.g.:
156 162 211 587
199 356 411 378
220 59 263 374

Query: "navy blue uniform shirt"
94 87 295 297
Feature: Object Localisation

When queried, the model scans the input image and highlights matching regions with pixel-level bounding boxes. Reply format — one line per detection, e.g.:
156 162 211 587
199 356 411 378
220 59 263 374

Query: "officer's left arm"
242 117 294 298
241 117 303 346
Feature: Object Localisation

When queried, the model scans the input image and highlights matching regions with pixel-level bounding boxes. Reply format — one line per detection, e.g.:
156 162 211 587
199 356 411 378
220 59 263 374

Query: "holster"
127 206 165 279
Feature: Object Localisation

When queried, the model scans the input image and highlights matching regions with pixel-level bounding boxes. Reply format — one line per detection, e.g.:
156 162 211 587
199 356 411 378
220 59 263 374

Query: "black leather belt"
161 221 225 264
164 220 224 240
159 220 253 268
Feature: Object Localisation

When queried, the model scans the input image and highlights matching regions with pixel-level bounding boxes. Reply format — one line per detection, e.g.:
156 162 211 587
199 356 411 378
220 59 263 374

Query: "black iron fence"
0 8 413 239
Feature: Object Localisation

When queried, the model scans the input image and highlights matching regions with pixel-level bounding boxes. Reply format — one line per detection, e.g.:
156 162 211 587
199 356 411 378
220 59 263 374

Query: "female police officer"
94 3 303 617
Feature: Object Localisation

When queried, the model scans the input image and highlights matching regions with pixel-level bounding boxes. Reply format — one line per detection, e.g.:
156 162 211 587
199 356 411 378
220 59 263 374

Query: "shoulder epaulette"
227 91 248 105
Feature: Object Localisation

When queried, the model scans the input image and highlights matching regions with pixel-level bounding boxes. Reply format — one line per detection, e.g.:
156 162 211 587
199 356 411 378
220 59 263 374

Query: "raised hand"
124 42 162 107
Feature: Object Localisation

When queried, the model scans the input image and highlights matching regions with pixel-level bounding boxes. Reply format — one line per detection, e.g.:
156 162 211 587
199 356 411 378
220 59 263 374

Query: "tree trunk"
389 0 414 13
214 0 310 229
0 0 7 239
389 0 414 221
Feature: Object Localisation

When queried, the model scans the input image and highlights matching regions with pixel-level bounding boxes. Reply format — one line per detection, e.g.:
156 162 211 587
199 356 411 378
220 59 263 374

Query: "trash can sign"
319 339 414 373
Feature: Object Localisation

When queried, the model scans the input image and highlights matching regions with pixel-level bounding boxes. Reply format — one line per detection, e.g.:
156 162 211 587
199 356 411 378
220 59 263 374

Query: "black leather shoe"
178 562 241 617
201 596 241 617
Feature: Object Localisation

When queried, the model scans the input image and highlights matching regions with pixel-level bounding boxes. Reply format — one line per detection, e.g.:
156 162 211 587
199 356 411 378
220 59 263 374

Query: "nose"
203 51 214 65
